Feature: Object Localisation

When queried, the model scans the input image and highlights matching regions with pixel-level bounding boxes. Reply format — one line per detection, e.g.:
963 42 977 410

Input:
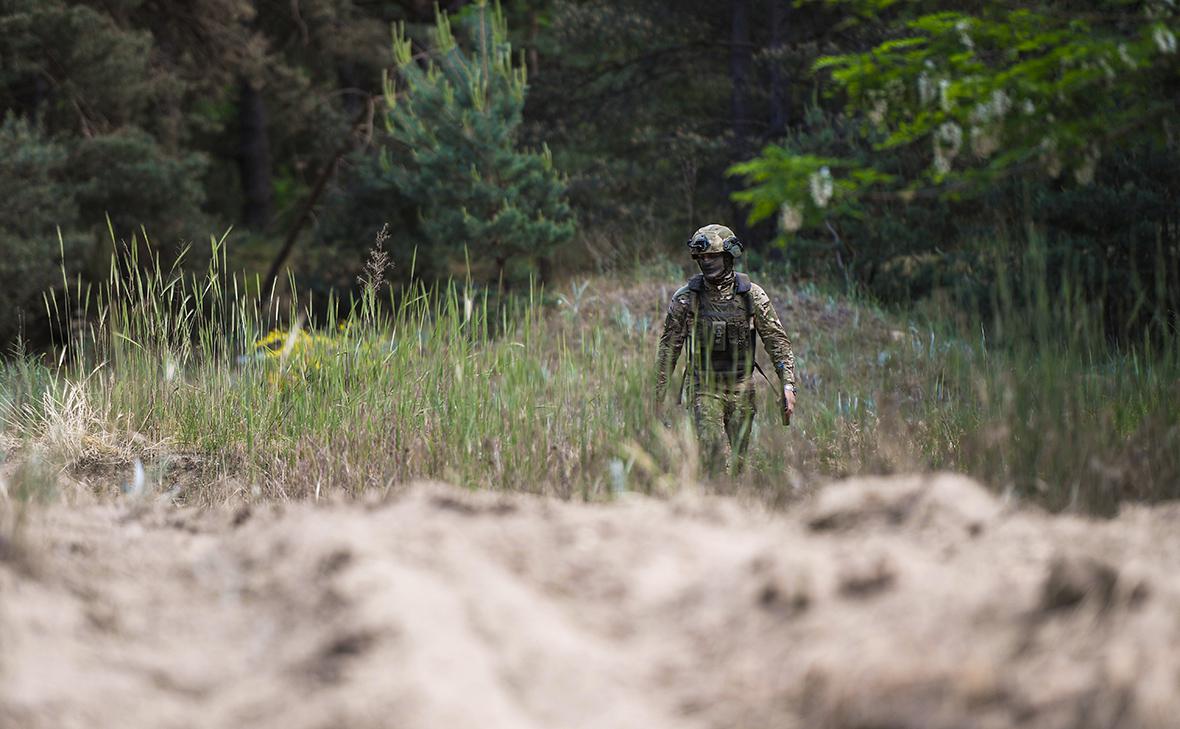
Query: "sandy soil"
3 473 1180 729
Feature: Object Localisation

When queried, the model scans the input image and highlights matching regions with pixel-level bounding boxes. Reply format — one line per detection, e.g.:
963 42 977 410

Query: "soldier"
655 224 796 475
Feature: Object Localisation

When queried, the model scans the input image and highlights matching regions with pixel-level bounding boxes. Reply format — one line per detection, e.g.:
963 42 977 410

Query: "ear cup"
722 236 743 257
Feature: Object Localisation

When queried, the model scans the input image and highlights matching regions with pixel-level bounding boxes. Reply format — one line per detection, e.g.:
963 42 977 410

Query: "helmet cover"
686 224 743 258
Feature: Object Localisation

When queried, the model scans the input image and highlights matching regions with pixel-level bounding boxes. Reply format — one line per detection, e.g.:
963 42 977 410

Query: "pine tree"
0 116 85 344
381 0 574 286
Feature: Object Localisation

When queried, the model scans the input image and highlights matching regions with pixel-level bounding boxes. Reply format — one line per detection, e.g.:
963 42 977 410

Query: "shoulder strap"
683 275 703 320
735 273 754 319
686 273 752 318
738 274 757 358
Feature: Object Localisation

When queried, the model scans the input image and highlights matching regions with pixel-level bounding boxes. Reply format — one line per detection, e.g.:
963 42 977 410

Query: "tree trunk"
728 0 754 235
237 77 273 230
769 0 790 136
261 98 375 298
528 11 541 77
729 0 753 153
338 62 364 117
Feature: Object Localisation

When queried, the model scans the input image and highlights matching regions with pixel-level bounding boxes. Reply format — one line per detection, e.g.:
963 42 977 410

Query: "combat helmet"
687 224 743 258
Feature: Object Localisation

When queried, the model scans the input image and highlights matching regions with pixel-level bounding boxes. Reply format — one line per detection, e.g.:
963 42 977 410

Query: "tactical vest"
685 272 757 382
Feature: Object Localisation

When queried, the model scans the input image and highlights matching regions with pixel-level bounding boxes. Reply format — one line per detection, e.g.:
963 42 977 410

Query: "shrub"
0 116 85 345
379 1 575 286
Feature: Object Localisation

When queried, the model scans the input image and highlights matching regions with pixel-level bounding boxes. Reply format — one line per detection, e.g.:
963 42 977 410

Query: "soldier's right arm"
655 287 693 404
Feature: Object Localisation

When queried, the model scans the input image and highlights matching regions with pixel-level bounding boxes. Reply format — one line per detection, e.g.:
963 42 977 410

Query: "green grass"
0 233 1177 513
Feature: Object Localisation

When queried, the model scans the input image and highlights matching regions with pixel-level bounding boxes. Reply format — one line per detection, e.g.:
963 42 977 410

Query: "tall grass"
1 233 672 502
0 231 1176 513
907 240 1180 513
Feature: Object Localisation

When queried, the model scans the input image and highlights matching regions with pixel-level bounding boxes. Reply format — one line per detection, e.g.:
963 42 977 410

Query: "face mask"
696 255 729 282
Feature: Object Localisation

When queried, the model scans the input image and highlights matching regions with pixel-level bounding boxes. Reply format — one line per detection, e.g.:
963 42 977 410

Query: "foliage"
524 0 748 240
379 1 575 285
0 0 1177 513
310 151 418 298
0 115 207 344
730 147 894 232
0 117 75 239
0 0 865 341
72 128 209 247
736 1 1180 220
0 117 84 344
0 0 160 132
731 0 1180 340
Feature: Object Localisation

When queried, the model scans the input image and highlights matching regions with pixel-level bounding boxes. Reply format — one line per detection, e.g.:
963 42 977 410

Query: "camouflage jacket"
655 273 795 402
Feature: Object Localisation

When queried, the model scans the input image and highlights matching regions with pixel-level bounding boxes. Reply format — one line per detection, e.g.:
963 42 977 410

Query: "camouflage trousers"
691 382 756 477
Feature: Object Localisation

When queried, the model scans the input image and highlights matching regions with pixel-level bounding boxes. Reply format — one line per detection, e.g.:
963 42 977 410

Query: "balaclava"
696 253 734 291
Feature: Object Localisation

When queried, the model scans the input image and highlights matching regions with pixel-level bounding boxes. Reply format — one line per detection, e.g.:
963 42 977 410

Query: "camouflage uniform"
655 224 796 474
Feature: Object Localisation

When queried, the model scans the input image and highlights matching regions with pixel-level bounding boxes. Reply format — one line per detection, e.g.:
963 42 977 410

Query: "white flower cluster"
933 121 963 174
956 19 974 50
1118 43 1138 69
1099 57 1116 81
1154 25 1177 54
1146 0 1177 20
970 126 1000 159
868 97 888 126
967 89 1010 159
939 79 953 112
1040 137 1063 178
809 166 834 208
1075 146 1102 186
918 70 936 107
779 203 803 233
970 89 1010 124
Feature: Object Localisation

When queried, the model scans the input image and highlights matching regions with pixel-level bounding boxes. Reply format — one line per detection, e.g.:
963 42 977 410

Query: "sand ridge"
3 473 1179 728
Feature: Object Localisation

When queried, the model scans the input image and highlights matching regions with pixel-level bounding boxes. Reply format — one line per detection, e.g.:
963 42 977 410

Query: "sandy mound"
3 474 1180 728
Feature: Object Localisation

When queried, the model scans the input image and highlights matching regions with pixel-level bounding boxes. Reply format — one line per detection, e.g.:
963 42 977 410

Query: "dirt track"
3 474 1180 728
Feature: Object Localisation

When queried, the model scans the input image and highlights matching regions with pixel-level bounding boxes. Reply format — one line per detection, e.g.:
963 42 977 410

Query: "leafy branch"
731 0 1180 234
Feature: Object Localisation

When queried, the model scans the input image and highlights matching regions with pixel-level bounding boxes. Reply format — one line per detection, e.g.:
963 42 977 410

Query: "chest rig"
685 272 756 380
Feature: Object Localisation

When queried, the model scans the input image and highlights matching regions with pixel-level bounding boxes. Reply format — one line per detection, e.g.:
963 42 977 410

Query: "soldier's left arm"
749 283 796 387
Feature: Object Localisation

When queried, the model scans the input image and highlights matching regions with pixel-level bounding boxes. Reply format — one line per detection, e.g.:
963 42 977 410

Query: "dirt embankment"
3 474 1180 729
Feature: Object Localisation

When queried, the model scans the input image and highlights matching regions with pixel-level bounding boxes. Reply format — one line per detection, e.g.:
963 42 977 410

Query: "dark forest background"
1 0 1177 347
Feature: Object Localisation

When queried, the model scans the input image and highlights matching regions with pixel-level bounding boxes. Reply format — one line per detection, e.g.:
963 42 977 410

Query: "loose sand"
3 473 1179 728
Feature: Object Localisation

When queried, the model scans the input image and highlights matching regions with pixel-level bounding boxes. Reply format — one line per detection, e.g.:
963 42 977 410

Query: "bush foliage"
380 2 574 285
731 0 1180 339
0 117 83 344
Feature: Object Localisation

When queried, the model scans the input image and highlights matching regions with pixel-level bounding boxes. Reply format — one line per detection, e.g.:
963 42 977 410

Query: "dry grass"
0 235 1177 513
